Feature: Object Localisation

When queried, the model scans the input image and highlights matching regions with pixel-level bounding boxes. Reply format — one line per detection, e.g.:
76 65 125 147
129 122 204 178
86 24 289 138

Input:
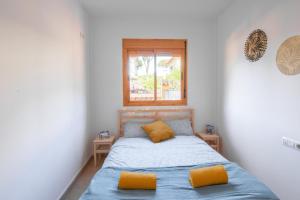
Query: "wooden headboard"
118 108 195 137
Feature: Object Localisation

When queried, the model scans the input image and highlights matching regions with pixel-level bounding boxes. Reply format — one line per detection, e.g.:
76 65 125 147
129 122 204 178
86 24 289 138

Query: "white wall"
89 15 217 135
0 0 91 199
217 0 300 199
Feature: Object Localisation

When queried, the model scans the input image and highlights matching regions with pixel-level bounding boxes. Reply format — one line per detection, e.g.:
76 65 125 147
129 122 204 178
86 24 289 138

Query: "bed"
80 109 278 200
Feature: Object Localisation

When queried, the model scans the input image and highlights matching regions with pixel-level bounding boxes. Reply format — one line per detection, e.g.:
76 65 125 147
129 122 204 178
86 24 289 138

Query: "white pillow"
166 119 194 136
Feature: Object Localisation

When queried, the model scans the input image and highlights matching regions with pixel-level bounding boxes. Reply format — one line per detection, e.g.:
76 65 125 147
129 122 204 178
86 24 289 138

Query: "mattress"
80 136 278 200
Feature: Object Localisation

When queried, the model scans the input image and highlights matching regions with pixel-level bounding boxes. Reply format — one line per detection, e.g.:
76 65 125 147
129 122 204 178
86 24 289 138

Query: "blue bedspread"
80 162 278 200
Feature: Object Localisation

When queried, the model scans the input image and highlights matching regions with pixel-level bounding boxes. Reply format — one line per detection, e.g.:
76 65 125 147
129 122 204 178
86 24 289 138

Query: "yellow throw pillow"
142 120 175 143
189 165 228 188
118 171 156 190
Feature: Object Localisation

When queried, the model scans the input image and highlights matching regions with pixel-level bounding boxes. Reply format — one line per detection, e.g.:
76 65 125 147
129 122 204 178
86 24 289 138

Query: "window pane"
156 54 181 100
129 53 155 101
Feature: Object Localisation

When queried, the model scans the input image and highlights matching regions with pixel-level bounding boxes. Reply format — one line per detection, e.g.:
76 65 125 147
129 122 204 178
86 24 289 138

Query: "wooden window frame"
123 39 187 106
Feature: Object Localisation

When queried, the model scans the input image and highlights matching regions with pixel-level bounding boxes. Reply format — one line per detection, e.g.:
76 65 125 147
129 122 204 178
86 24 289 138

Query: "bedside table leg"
94 145 97 167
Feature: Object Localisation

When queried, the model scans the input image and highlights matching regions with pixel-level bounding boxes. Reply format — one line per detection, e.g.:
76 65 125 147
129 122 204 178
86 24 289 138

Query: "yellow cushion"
118 171 156 190
142 120 174 143
189 165 228 188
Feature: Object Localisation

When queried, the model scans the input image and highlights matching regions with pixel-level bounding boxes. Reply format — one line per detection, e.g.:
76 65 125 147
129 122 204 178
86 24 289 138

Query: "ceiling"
80 0 234 19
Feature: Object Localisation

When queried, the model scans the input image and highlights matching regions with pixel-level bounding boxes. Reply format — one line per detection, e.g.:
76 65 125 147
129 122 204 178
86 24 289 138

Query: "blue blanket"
80 162 278 200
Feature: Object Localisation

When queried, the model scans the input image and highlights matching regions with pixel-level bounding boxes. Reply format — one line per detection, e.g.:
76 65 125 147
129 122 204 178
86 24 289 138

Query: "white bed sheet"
102 136 227 169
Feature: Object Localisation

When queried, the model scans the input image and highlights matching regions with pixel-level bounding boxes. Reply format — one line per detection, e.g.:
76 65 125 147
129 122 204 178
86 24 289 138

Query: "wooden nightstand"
93 135 115 166
196 132 221 153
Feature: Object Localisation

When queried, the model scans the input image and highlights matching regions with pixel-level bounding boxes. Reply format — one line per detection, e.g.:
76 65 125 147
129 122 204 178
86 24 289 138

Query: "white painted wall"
0 0 91 199
89 15 217 135
217 0 300 199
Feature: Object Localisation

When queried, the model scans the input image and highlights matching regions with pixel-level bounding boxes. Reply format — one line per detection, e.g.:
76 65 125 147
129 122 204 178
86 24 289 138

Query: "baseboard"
57 154 92 200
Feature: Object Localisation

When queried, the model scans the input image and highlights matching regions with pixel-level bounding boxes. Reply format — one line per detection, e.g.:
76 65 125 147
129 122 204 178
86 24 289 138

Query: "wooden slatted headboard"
118 108 195 137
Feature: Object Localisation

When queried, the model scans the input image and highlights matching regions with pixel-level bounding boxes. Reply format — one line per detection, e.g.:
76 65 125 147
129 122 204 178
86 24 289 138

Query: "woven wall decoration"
244 29 268 62
276 35 300 75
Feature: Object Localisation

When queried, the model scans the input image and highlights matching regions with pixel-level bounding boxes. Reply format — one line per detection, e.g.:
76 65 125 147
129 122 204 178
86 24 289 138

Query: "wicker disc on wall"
276 35 300 75
244 29 268 62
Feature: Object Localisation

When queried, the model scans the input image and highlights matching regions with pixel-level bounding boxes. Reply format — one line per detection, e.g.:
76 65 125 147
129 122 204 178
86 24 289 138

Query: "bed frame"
118 108 195 137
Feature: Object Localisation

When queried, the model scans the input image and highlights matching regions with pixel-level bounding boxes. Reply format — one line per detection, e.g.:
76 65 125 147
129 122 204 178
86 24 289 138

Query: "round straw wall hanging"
244 29 268 62
276 35 300 75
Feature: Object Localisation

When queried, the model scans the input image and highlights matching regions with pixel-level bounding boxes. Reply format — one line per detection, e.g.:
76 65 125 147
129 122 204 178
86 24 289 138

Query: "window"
123 39 187 106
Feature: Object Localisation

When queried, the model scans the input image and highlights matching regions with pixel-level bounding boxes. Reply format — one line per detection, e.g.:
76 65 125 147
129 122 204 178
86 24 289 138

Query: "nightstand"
93 135 115 166
196 132 221 153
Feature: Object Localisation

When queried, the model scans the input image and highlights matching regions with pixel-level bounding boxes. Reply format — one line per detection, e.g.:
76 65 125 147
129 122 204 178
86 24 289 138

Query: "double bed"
80 109 278 200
